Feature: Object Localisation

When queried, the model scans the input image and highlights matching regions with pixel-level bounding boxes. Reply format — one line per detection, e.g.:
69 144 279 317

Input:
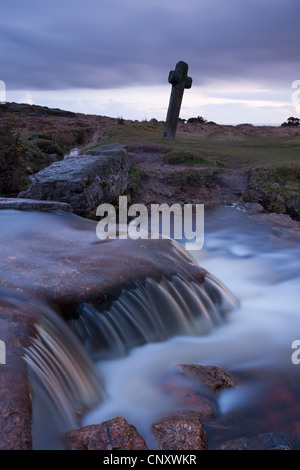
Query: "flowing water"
1 204 300 449
82 205 300 448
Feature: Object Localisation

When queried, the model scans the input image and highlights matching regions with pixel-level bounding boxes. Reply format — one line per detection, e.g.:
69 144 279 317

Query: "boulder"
152 410 207 450
18 144 130 218
67 417 148 450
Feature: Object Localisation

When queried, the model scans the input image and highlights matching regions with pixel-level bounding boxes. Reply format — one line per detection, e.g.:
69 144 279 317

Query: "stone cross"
163 61 192 138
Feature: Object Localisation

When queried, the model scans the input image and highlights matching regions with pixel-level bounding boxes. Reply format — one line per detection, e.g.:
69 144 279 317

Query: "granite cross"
163 61 192 138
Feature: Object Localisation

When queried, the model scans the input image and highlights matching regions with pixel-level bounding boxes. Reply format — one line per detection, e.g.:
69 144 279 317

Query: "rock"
67 417 148 450
156 365 235 420
26 133 43 141
214 170 249 196
0 301 38 450
252 212 300 229
287 196 300 219
0 210 214 314
178 364 236 394
156 369 218 419
0 197 73 212
152 410 207 450
47 153 59 162
241 202 265 213
18 143 130 218
217 432 300 450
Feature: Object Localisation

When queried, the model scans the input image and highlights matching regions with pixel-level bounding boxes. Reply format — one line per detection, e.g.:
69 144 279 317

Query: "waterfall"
1 205 299 449
0 289 104 449
69 272 239 360
0 208 239 449
23 303 105 425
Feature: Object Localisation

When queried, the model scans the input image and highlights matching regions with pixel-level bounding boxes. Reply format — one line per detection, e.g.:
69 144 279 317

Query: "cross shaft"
164 61 192 138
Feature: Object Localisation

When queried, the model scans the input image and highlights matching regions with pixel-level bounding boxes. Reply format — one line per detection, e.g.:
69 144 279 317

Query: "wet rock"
0 303 38 450
0 366 32 450
18 143 130 218
156 365 235 420
0 210 219 315
0 197 72 212
252 212 300 229
178 364 236 394
157 369 217 419
216 432 300 450
152 410 207 450
67 417 148 450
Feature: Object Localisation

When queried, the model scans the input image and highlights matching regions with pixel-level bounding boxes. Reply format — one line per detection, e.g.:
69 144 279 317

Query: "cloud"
1 0 299 93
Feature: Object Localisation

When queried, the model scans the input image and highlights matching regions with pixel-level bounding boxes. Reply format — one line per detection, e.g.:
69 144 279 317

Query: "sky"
1 0 299 125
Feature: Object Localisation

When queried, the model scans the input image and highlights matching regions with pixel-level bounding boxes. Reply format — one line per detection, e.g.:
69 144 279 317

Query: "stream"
1 204 300 449
83 205 300 448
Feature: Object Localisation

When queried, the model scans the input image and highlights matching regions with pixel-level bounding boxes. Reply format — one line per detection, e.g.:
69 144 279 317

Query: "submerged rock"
67 417 148 450
18 143 130 218
158 374 217 419
157 364 236 419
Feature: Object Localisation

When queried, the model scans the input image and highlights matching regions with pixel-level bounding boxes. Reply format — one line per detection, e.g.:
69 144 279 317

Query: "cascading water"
1 205 299 449
0 207 238 449
69 271 238 360
0 288 104 449
82 205 300 448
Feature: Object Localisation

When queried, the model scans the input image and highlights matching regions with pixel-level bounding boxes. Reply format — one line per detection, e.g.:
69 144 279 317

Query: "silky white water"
83 205 300 446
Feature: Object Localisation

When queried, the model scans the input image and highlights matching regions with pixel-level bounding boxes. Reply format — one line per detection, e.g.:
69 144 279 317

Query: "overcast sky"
1 0 299 124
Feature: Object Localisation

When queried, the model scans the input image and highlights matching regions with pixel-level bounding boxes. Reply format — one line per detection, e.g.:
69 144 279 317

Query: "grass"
163 150 209 166
128 163 150 198
96 120 300 219
246 165 300 216
95 120 300 170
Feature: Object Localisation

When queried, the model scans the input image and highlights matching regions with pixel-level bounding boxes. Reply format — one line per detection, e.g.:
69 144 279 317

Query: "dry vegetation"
0 102 299 219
